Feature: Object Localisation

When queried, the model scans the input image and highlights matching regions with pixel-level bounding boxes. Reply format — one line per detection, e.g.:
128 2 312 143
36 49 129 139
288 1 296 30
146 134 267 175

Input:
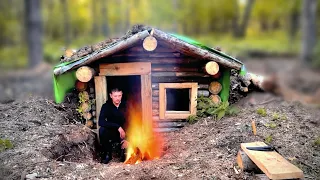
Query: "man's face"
110 91 123 105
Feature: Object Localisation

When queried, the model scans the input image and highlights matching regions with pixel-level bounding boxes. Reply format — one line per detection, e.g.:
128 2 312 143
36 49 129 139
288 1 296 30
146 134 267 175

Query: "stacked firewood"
75 66 97 128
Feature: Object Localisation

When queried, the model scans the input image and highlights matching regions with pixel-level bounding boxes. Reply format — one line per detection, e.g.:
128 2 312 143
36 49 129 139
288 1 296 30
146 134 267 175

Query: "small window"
159 83 198 119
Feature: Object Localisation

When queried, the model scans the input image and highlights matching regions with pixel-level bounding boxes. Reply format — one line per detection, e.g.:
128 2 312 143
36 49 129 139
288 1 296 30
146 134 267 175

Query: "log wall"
96 40 229 132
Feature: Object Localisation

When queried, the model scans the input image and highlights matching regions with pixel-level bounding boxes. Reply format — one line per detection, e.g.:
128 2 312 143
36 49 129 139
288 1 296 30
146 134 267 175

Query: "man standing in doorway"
99 87 128 164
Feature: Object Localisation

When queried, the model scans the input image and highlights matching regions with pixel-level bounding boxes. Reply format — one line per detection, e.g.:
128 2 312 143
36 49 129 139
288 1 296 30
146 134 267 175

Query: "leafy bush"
256 108 267 117
0 139 13 152
187 115 198 124
195 96 240 121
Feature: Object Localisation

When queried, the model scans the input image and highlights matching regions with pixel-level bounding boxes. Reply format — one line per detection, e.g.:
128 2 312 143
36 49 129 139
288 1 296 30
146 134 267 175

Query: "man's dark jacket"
98 100 126 130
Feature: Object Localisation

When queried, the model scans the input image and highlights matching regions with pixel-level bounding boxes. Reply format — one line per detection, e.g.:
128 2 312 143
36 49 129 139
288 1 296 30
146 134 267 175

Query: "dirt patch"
1 94 319 180
0 97 97 180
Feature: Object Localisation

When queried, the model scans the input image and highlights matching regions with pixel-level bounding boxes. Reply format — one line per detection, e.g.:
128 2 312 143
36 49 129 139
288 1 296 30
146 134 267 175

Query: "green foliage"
187 115 199 124
0 138 13 152
264 135 273 144
256 108 267 117
314 136 320 146
272 112 280 120
196 96 240 120
264 122 277 129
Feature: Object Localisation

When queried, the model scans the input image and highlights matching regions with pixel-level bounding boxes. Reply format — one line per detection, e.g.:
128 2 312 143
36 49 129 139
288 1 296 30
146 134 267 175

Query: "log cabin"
53 25 244 132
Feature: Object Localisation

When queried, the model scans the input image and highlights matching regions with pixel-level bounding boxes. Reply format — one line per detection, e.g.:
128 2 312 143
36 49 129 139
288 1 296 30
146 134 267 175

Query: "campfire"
124 100 163 164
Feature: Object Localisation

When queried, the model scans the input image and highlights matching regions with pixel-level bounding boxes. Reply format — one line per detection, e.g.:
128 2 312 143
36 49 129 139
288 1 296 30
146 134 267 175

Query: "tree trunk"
101 0 109 37
91 0 98 36
172 0 178 32
233 0 255 38
301 0 317 63
61 0 71 47
25 0 43 68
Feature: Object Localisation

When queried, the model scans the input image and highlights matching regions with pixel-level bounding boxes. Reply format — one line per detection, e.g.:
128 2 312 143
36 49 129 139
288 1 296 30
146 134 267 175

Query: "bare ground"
0 58 319 180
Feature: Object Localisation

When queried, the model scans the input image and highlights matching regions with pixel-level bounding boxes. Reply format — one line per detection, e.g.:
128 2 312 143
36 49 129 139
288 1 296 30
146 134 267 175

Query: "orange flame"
124 100 163 164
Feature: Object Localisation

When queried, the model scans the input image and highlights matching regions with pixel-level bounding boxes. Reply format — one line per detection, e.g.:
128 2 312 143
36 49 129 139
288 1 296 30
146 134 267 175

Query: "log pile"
74 66 97 128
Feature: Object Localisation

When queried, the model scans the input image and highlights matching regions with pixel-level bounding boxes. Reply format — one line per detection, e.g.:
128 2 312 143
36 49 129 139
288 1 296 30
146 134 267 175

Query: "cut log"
209 81 222 94
143 36 158 51
83 112 92 120
209 95 221 104
237 150 260 172
78 91 89 102
75 80 88 91
153 109 159 116
76 66 95 82
80 102 91 113
197 90 210 97
205 61 219 75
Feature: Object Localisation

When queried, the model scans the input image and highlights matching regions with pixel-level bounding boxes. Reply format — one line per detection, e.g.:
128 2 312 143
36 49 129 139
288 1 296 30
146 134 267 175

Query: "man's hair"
110 87 122 93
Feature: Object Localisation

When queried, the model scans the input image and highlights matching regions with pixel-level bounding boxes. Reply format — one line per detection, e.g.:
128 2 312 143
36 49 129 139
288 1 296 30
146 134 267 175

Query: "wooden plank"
101 57 201 64
241 142 304 179
94 76 107 142
152 77 212 83
190 83 198 115
152 96 159 102
159 83 166 119
141 74 153 125
99 62 151 76
152 90 159 96
153 109 159 116
165 113 191 119
153 121 187 128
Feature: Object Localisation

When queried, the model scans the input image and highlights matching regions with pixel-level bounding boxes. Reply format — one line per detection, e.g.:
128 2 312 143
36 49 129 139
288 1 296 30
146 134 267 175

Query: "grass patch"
256 108 267 117
272 112 280 120
187 115 199 124
264 122 277 129
0 138 13 152
314 136 320 146
265 135 273 144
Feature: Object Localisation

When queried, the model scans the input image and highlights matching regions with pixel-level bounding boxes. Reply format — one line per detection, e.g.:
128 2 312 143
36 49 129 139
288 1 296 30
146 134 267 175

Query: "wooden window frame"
159 83 198 119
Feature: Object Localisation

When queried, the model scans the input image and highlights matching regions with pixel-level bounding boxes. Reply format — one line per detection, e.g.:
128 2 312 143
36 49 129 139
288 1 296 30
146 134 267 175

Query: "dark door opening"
166 88 190 111
106 76 142 127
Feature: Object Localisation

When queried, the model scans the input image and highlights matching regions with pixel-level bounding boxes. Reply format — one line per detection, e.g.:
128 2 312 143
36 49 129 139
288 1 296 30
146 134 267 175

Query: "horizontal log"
152 83 208 89
152 96 159 102
153 109 159 116
153 121 187 128
151 65 199 72
197 90 210 97
152 77 213 83
152 90 159 96
152 116 185 122
111 52 181 58
100 57 202 64
152 72 209 77
152 102 159 109
127 46 177 53
154 127 181 133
